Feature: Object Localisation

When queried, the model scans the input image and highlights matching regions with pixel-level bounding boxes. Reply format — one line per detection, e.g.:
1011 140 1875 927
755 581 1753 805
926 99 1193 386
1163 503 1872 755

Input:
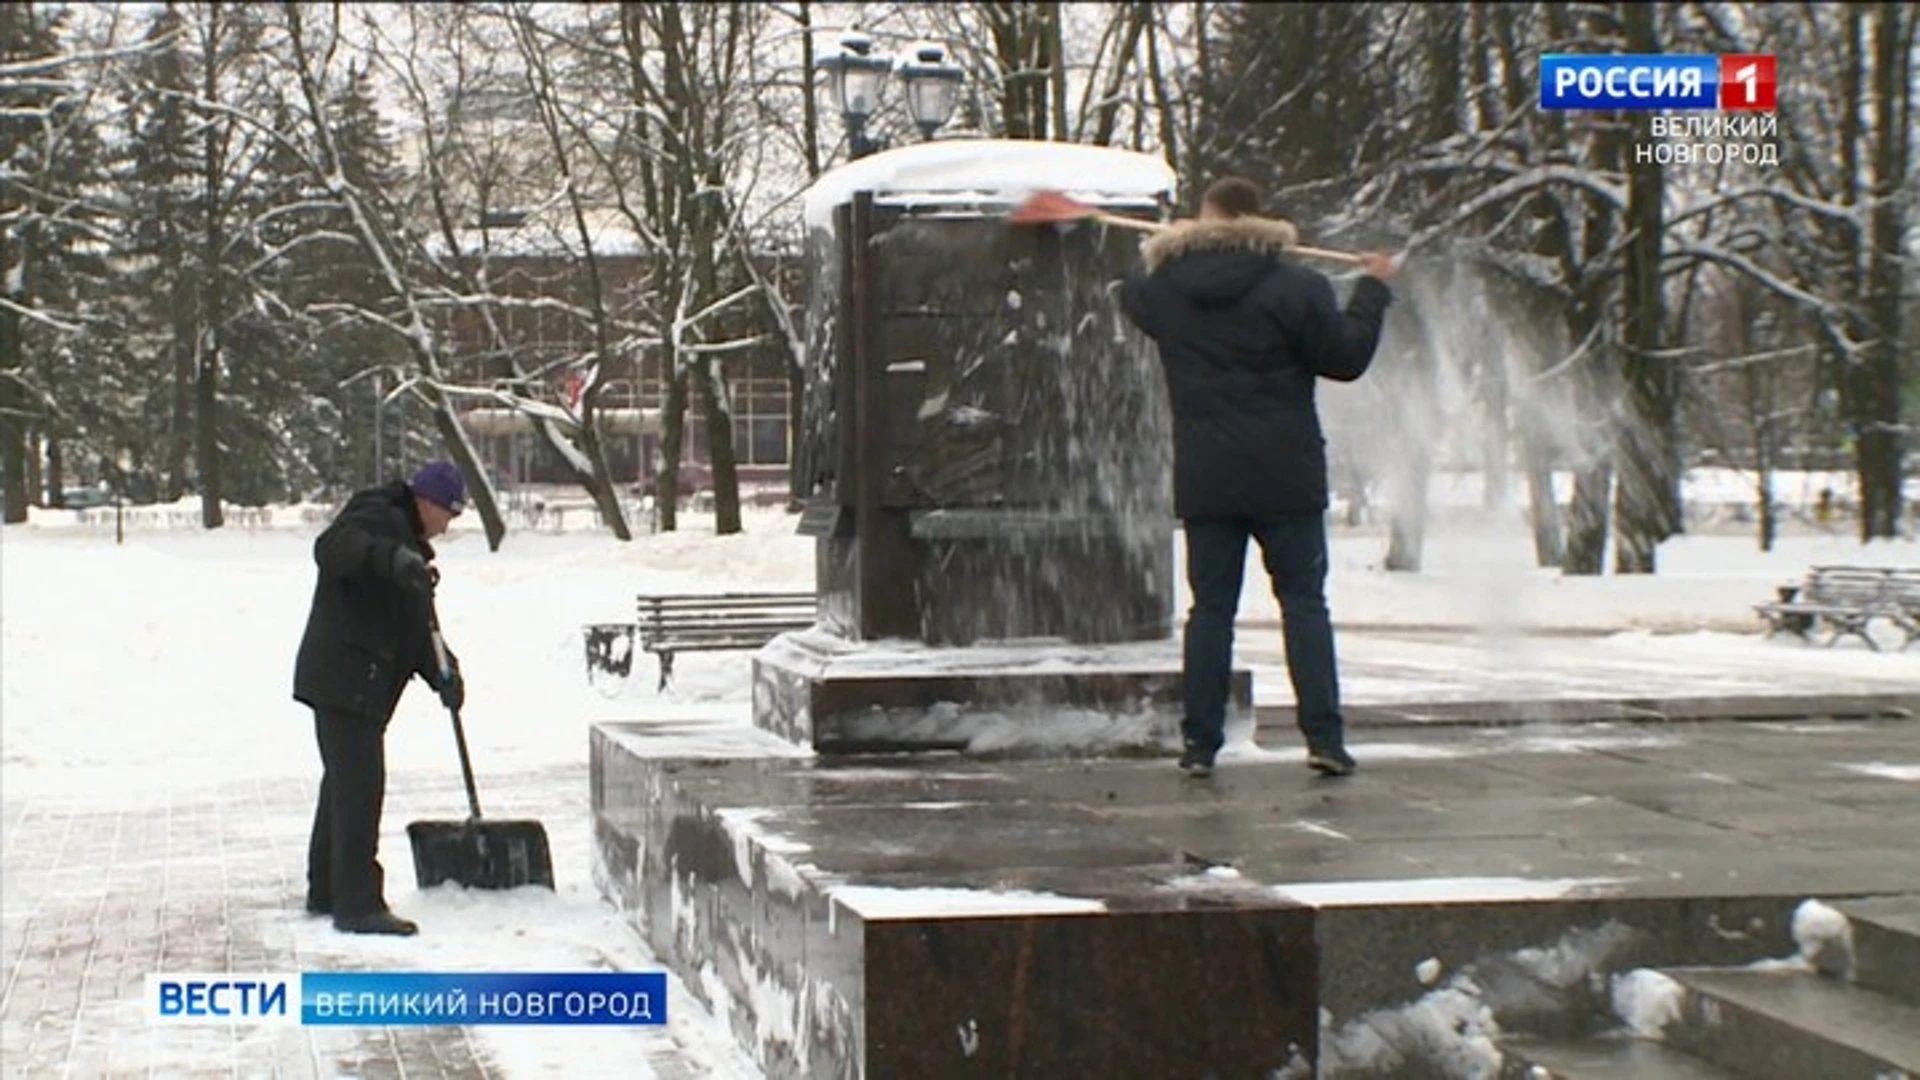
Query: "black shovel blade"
407 819 555 891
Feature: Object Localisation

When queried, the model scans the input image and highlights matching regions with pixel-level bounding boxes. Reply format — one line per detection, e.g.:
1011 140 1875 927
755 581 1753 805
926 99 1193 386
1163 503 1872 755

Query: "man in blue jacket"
293 460 468 934
1121 177 1395 779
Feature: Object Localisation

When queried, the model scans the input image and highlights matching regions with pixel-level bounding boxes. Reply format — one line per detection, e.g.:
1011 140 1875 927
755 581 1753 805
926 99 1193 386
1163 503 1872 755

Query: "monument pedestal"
752 629 1254 754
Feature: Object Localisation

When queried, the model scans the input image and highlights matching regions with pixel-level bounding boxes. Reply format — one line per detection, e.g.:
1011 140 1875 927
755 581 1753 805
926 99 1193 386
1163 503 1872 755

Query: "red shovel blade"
1006 189 1102 226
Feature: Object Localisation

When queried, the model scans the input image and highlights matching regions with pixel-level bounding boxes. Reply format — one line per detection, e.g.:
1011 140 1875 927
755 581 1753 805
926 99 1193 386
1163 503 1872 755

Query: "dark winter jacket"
1120 216 1393 519
293 481 443 721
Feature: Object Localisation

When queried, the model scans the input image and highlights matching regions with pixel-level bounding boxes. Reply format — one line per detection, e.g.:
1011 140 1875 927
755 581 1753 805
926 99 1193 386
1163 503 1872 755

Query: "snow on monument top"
801 139 1176 230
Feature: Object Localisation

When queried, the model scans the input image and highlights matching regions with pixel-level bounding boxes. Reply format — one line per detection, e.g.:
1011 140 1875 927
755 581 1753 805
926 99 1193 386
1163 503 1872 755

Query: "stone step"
1832 894 1920 1006
1662 966 1920 1079
1497 1035 1738 1080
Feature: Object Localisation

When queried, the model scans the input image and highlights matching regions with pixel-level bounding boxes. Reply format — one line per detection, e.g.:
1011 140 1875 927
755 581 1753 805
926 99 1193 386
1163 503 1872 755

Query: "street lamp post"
818 34 895 160
898 43 965 142
819 34 964 161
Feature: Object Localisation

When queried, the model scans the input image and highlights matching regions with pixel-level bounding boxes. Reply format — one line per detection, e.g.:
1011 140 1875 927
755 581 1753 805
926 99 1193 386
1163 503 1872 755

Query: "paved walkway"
0 766 754 1079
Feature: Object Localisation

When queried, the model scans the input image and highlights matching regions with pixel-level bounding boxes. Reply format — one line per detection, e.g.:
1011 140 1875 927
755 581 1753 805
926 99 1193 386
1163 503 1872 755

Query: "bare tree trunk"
700 359 742 534
165 295 192 500
1087 3 1149 146
1144 10 1182 184
23 428 40 504
1611 0 1669 573
1482 372 1510 512
0 298 24 521
1045 3 1069 140
44 436 61 507
1746 368 1778 552
1383 336 1435 572
1565 460 1611 574
0 19 23 525
1383 467 1428 571
196 0 225 529
785 307 805 509
1858 0 1908 538
654 365 688 532
1560 2 1624 577
1520 413 1563 566
1383 6 1460 573
787 0 819 506
1834 5 1872 539
1564 318 1612 576
1730 286 1778 551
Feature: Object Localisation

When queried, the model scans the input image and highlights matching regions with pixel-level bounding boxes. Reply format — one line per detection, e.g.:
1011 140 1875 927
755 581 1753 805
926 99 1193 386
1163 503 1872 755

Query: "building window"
732 374 789 465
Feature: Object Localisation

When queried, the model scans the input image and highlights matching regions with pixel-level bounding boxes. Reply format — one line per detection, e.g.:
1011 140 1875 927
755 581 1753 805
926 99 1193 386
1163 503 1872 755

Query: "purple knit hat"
410 460 467 514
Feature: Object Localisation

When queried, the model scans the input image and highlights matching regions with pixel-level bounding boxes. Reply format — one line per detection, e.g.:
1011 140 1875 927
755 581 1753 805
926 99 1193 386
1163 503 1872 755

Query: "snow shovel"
406 628 555 891
1007 189 1368 267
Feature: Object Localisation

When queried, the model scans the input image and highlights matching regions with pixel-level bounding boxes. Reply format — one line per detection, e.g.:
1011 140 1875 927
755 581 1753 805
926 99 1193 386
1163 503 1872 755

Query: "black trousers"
307 708 391 919
1181 514 1344 756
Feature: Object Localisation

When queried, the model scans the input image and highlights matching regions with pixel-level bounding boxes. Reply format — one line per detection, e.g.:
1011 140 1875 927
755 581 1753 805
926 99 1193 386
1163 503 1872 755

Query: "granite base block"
751 629 1253 754
861 906 1317 1078
590 724 1310 1078
589 716 1920 1079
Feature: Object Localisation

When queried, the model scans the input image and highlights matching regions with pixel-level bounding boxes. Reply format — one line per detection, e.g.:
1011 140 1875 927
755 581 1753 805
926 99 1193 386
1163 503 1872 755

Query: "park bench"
1754 565 1920 651
584 592 817 690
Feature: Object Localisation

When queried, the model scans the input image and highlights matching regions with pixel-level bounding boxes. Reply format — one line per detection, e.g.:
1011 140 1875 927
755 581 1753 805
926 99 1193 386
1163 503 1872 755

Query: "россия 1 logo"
1540 53 1776 111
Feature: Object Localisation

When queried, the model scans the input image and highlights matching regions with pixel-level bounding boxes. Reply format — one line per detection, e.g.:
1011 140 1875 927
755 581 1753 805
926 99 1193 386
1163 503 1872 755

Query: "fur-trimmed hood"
1140 216 1301 274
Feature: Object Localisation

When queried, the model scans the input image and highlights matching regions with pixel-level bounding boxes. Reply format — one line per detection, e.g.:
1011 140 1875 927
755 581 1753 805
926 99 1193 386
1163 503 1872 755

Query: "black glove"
438 663 465 712
390 545 431 595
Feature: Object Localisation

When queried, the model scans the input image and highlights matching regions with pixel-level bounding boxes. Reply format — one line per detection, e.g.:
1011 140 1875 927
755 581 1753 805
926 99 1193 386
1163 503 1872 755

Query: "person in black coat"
1120 177 1396 779
293 460 468 935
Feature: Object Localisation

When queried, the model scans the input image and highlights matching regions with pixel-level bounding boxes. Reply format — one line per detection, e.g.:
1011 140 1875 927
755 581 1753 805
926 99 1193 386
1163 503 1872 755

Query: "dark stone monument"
594 144 1283 1080
756 145 1252 753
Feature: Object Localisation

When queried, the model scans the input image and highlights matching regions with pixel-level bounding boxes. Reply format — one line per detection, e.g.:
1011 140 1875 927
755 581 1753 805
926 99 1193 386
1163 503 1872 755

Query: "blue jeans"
1181 514 1343 756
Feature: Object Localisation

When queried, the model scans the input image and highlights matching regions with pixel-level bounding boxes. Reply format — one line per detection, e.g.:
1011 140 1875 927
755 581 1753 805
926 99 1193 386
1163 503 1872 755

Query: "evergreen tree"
313 59 414 493
2 2 118 517
116 2 200 502
216 88 319 504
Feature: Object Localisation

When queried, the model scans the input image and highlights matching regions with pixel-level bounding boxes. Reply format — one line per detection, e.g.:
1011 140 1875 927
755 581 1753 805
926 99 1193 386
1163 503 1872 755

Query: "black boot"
334 911 419 936
1306 741 1356 777
1177 743 1216 778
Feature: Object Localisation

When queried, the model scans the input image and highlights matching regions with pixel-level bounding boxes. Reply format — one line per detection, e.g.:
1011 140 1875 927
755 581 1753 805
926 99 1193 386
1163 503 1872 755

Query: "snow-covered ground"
5 493 1915 794
2 489 1915 1077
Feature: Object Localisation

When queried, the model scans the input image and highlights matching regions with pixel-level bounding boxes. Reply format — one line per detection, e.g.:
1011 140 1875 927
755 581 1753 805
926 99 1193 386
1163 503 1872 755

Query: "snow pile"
1609 968 1687 1038
1750 898 1855 978
801 138 1175 229
1321 981 1502 1080
830 700 1177 756
1319 921 1640 1079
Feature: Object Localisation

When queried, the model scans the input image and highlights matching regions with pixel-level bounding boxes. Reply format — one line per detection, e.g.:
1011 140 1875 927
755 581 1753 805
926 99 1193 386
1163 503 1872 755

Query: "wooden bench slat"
642 609 815 619
642 624 812 634
633 591 806 599
643 615 812 622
